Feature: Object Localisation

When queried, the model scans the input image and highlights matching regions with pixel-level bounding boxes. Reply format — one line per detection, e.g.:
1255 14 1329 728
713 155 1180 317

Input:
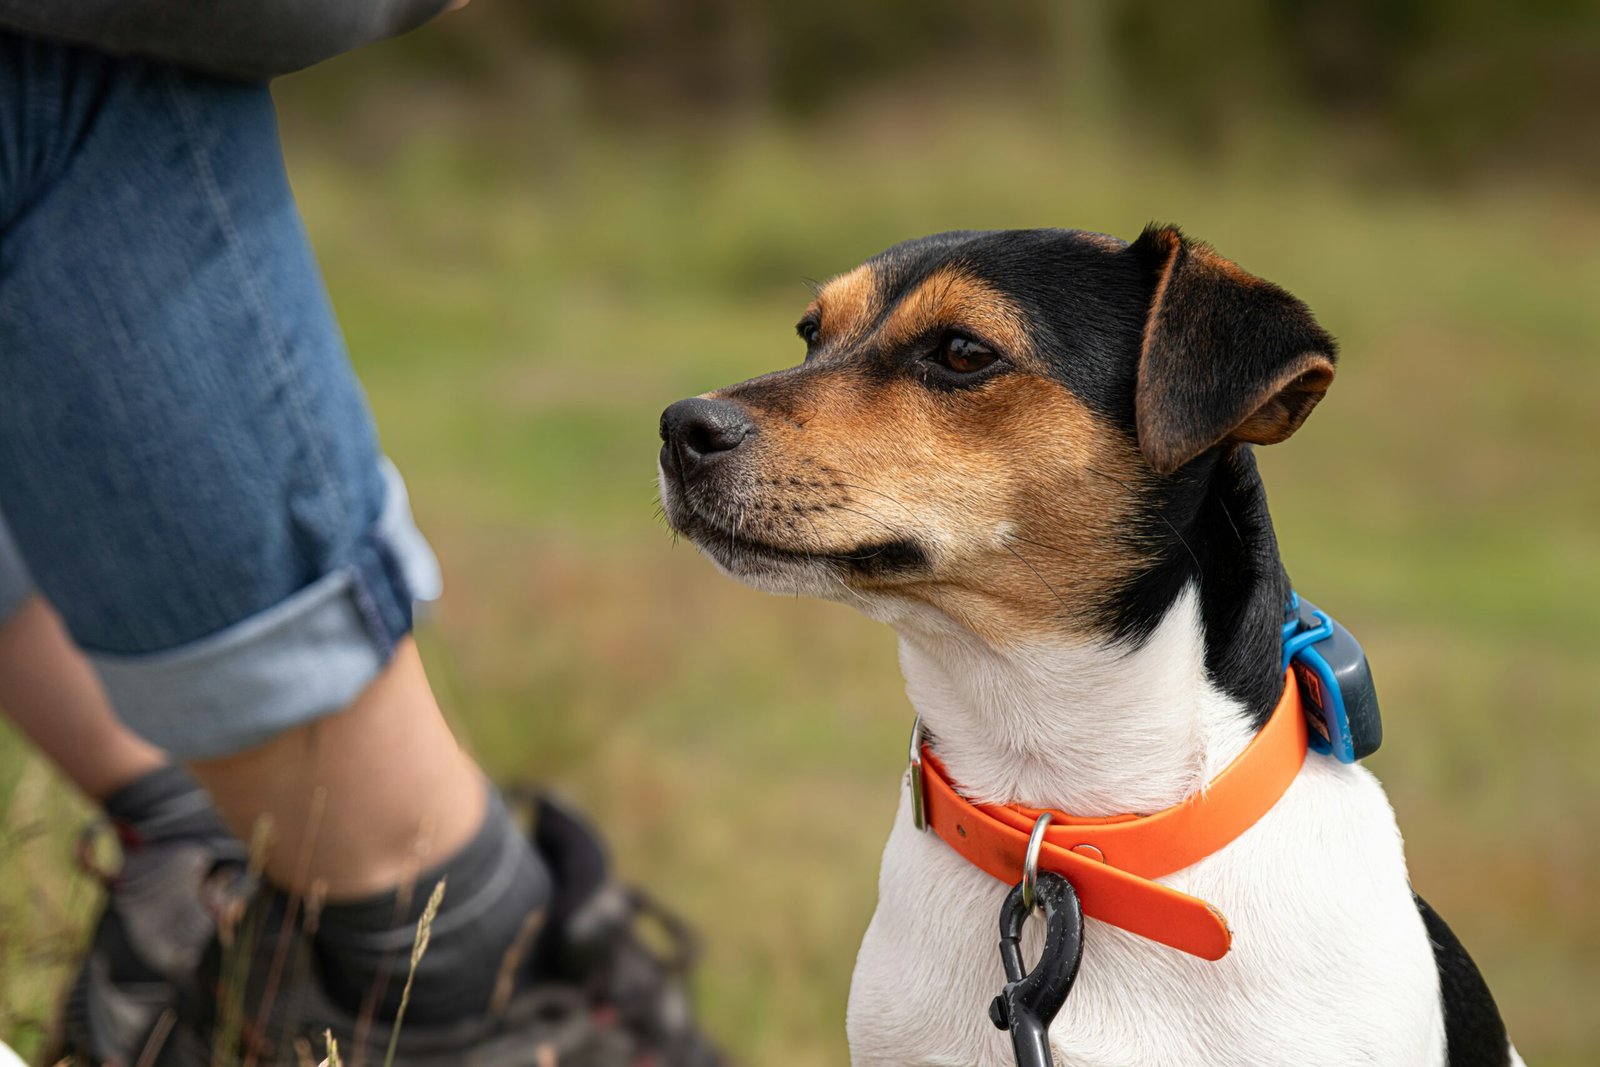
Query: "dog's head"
658 226 1335 645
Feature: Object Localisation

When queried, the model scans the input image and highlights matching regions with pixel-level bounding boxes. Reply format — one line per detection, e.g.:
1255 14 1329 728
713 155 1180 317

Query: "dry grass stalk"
351 822 437 1064
131 1008 177 1067
213 815 276 1066
381 877 446 1067
322 1028 342 1067
244 787 327 1067
487 907 545 1019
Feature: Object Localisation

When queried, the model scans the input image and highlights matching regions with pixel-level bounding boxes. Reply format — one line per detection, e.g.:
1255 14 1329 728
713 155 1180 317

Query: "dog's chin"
659 472 919 604
668 511 862 599
695 537 844 597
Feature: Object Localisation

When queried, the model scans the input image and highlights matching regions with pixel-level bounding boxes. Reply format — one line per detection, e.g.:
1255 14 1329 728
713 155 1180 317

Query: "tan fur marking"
1138 227 1182 373
875 268 1037 365
1076 230 1125 252
1232 359 1335 445
712 365 1151 644
1190 242 1266 287
814 265 879 348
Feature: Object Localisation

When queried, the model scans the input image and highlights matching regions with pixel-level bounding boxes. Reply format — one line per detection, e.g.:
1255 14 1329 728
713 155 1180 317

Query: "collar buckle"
908 715 930 831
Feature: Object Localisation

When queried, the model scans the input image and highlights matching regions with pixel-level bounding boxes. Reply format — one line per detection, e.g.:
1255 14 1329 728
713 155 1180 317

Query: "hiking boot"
131 791 724 1067
49 813 247 1066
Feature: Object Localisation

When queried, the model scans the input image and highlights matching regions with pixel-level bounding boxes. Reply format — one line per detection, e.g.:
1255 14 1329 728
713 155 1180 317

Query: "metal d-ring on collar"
1022 811 1055 912
909 720 1058 914
909 715 929 831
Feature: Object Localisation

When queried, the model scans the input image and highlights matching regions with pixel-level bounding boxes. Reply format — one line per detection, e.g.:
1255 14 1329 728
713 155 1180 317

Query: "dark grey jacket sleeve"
0 0 453 79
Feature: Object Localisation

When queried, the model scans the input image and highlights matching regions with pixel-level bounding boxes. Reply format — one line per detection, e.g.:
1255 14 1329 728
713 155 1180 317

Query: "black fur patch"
829 537 927 577
1414 893 1511 1067
1106 446 1291 728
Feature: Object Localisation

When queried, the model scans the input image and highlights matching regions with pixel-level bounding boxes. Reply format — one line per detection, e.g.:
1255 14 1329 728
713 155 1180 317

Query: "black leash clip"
989 858 1084 1067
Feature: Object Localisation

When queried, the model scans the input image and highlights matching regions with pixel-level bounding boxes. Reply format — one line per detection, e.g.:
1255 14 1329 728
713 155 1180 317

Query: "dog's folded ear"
1129 224 1337 475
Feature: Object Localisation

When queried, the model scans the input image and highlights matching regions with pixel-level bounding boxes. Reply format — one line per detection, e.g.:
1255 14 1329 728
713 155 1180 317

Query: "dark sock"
102 763 234 847
313 783 552 1025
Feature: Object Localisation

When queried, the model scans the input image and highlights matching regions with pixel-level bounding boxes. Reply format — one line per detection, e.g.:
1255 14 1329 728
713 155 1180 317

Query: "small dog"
658 226 1519 1066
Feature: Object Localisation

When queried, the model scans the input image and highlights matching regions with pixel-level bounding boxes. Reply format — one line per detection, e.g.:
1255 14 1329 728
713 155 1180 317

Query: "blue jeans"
0 32 439 758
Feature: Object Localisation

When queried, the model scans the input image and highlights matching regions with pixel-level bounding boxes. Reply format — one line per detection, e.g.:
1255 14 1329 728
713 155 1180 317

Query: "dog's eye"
796 318 821 346
928 335 998 376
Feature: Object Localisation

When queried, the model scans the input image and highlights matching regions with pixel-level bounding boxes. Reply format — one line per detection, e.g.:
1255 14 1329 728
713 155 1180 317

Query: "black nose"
659 397 755 477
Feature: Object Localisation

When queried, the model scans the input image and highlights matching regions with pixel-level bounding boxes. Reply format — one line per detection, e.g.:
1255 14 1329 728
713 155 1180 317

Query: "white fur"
845 587 1450 1066
658 459 1508 1065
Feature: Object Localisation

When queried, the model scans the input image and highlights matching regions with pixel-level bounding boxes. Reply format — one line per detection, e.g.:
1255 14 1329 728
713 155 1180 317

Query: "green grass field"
2 78 1596 1063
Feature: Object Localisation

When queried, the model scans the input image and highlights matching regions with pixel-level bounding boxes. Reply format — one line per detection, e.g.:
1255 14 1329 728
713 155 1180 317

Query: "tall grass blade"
382 878 446 1067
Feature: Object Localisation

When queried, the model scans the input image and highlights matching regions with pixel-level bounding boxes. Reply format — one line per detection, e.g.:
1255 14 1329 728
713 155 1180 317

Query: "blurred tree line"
328 0 1598 184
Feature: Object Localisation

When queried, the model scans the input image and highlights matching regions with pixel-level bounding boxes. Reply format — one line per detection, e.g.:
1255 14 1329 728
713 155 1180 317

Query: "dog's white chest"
846 758 1445 1066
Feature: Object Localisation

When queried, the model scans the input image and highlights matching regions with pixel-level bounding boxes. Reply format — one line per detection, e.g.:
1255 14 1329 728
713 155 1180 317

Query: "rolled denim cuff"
92 461 442 758
0 509 32 626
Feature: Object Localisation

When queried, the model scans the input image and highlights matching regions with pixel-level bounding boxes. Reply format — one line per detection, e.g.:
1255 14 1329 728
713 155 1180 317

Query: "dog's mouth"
658 462 927 590
705 523 924 572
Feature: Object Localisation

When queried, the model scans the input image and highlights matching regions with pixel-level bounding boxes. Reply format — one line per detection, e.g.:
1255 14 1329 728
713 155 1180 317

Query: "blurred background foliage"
317 0 1600 181
2 1 1597 1063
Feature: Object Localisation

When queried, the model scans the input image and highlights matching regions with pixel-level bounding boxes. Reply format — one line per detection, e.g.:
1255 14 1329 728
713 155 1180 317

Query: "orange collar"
912 668 1308 961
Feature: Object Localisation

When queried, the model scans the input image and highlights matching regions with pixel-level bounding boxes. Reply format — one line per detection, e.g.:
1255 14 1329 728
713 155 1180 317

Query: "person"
0 6 717 1065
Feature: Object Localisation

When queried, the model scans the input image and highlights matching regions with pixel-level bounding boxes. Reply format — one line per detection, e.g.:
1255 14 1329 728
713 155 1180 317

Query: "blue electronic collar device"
1281 592 1382 763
